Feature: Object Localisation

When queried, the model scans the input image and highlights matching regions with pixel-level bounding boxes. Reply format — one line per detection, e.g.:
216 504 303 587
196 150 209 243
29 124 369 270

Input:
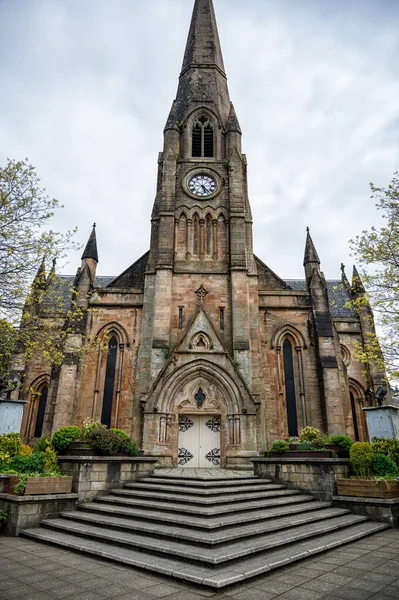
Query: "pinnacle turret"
352 266 365 294
303 228 321 266
81 224 98 263
33 256 47 290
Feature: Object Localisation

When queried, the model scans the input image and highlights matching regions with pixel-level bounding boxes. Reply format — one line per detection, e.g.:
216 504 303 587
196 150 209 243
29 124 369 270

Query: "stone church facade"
13 0 385 468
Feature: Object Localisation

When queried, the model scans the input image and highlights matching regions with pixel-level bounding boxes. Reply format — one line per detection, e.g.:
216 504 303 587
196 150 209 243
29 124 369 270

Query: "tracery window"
192 115 214 158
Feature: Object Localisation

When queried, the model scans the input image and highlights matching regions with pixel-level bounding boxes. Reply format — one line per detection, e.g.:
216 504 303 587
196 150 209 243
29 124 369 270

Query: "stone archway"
142 359 258 468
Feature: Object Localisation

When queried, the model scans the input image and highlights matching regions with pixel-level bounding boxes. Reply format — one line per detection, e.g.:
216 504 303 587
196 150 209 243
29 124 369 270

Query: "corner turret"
303 228 321 285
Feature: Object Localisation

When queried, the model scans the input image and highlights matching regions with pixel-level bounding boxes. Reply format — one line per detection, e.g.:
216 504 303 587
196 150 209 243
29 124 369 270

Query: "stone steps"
59 506 354 545
20 471 390 589
98 489 304 516
123 481 276 495
81 496 328 529
22 521 388 589
109 485 288 505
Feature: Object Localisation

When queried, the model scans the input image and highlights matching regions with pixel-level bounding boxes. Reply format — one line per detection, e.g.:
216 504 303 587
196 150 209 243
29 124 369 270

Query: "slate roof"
285 279 356 318
42 275 116 313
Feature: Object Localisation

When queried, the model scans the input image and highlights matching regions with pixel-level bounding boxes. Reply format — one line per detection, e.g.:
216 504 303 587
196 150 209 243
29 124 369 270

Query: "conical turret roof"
81 224 98 263
303 229 321 266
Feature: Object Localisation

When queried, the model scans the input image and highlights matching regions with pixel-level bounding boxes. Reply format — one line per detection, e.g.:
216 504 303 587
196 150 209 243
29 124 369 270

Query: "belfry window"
101 336 118 428
192 115 214 158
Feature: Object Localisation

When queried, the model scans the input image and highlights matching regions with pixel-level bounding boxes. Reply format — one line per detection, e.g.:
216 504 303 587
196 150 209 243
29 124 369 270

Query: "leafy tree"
0 158 78 379
350 172 399 380
0 158 76 319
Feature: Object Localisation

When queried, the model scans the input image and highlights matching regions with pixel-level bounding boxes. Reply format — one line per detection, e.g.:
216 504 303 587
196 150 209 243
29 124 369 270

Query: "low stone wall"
0 493 78 536
58 456 159 502
333 495 399 528
252 457 350 501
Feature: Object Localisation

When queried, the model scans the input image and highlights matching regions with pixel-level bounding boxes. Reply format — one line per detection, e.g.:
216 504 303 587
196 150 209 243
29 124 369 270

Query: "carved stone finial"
195 284 209 304
341 263 345 273
306 226 310 233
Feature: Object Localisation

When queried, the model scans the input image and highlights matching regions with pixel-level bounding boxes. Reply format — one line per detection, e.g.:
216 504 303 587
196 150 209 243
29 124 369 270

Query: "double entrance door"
178 414 221 468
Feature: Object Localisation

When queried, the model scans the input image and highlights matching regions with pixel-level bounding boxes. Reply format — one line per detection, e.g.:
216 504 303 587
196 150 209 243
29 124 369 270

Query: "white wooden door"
178 415 221 468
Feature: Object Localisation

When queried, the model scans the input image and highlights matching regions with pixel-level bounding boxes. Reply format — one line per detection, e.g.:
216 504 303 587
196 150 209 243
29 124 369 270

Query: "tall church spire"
81 223 98 263
175 0 231 125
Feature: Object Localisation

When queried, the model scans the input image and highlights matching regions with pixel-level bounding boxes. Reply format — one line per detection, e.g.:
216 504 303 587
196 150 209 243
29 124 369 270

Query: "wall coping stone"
333 495 399 507
0 493 78 504
58 456 159 463
252 457 350 465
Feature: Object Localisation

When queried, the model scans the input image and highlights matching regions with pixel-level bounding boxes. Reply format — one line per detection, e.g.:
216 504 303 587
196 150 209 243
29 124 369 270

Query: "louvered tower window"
192 115 214 158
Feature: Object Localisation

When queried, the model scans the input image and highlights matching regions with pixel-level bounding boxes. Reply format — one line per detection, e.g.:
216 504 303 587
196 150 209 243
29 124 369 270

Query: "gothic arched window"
206 217 212 255
193 217 199 255
192 115 214 158
283 339 298 436
101 336 118 428
34 384 48 438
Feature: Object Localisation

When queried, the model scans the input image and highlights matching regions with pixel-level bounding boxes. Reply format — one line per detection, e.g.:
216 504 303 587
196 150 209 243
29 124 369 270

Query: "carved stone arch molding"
189 331 212 351
146 358 254 415
96 321 129 346
341 344 351 367
22 373 50 440
271 324 306 350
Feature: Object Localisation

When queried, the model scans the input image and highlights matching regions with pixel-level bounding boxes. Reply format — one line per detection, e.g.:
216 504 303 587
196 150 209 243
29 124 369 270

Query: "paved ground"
1 528 399 600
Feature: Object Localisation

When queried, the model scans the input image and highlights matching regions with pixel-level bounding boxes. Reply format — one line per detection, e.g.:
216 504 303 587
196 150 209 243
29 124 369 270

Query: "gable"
107 251 149 289
176 307 226 354
255 255 292 291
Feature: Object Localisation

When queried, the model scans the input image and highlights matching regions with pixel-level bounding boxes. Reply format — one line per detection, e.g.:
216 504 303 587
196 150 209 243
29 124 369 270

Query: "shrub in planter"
20 444 32 458
300 427 322 443
327 435 353 455
372 438 399 467
51 426 81 452
270 440 289 453
0 433 22 458
81 418 107 439
372 453 399 478
110 428 130 439
350 442 373 477
36 437 51 452
87 428 138 456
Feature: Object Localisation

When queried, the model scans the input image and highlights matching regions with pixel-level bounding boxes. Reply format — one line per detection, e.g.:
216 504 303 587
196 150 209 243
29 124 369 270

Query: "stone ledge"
252 457 350 464
333 495 399 506
333 495 399 528
58 456 159 463
0 493 78 503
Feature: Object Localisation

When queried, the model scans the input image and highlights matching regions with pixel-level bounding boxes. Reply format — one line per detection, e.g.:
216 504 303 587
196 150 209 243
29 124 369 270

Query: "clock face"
188 174 217 197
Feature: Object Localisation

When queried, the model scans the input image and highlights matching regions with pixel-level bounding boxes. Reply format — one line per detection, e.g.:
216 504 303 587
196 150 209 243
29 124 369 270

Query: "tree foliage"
0 158 79 379
350 172 399 380
0 158 76 320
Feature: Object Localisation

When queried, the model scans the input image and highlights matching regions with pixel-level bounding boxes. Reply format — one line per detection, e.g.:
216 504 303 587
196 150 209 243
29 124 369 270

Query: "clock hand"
201 185 208 193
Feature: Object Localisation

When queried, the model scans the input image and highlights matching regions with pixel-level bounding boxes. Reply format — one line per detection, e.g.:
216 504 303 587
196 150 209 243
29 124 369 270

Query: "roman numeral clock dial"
188 174 217 197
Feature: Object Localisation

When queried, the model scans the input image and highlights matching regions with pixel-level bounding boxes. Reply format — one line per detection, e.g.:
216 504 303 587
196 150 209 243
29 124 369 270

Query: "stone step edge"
108 487 295 506
141 477 268 488
20 522 389 589
59 506 353 545
95 493 315 517
120 484 287 500
82 497 328 530
39 514 370 565
123 482 277 495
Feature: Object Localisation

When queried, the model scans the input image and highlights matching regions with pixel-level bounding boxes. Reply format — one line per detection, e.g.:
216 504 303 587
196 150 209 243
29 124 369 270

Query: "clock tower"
137 0 261 466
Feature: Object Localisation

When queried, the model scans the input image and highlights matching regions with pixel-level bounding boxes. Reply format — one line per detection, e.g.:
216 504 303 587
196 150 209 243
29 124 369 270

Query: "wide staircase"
21 469 388 589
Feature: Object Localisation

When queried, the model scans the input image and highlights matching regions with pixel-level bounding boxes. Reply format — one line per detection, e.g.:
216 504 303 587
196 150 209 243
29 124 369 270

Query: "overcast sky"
1 0 398 281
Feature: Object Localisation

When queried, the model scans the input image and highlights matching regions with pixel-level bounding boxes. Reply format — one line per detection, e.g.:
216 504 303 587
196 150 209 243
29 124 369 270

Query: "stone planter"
337 478 399 499
8 476 73 496
268 450 335 459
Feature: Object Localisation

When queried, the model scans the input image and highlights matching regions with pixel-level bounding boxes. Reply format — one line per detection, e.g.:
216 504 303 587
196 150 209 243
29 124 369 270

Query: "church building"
14 0 385 468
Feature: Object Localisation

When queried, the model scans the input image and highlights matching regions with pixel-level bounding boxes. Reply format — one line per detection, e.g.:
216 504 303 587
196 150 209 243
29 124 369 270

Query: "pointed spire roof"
175 0 231 125
340 263 350 290
352 266 365 294
81 223 98 263
303 228 321 266
164 100 180 133
181 0 226 76
33 256 47 290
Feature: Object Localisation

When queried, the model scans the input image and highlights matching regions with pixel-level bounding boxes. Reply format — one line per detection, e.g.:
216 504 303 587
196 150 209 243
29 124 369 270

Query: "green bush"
87 428 138 456
81 418 106 440
27 451 46 473
327 435 353 454
372 438 399 467
350 442 373 477
0 433 22 458
35 437 51 453
300 427 322 443
42 446 61 475
270 440 289 453
9 455 29 473
110 428 129 439
51 426 81 452
372 453 399 478
9 451 46 475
